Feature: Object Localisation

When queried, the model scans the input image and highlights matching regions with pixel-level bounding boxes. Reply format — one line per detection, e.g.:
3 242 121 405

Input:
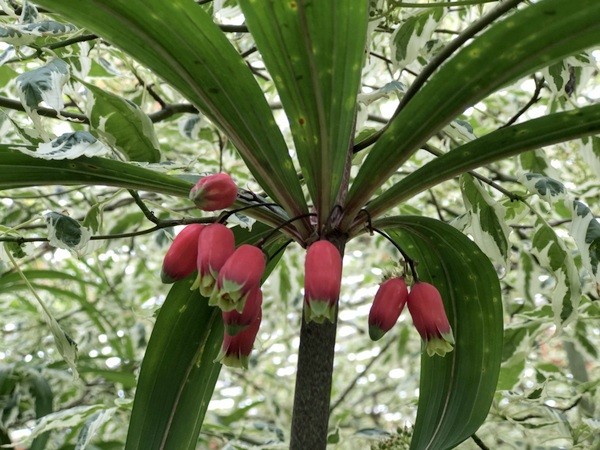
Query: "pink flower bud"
303 240 342 324
189 172 238 211
160 224 205 283
222 286 262 336
210 244 266 312
196 223 235 297
368 277 408 341
407 282 454 357
215 309 261 369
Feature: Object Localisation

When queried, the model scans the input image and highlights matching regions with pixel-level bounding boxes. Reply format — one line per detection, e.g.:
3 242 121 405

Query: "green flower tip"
368 325 386 341
304 299 336 324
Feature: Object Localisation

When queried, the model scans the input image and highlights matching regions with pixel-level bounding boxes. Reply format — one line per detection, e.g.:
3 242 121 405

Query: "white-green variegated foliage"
0 1 598 449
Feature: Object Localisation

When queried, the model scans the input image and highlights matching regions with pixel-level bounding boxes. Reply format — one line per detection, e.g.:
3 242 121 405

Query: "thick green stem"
290 233 346 450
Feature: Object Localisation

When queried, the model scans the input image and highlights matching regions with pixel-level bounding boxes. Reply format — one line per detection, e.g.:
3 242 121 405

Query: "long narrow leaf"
344 0 600 224
378 216 503 449
34 0 309 229
124 279 223 450
364 104 600 220
239 0 368 222
0 147 191 196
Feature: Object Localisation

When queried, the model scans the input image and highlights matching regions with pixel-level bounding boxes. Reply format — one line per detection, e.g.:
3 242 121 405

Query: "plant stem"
290 232 347 450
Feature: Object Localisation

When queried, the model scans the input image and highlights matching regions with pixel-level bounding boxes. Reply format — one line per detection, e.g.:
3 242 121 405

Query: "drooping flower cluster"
161 173 265 368
368 277 454 356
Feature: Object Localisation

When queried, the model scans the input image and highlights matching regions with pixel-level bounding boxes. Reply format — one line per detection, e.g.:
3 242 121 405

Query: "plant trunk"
290 234 346 450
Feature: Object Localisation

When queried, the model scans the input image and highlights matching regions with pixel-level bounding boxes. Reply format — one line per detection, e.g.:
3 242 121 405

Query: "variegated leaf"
391 8 444 71
85 83 161 163
569 200 600 286
580 136 600 178
519 172 567 205
531 219 581 328
15 131 110 160
45 212 93 257
459 174 510 267
16 58 69 112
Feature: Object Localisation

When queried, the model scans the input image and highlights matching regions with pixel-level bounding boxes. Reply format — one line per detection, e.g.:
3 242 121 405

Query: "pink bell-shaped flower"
196 223 235 297
368 277 408 341
407 282 454 356
189 172 238 211
303 240 342 324
222 286 262 336
215 309 261 369
160 224 205 283
210 244 266 312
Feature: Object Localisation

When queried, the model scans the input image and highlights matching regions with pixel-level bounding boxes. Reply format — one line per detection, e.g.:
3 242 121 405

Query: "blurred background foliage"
0 0 598 448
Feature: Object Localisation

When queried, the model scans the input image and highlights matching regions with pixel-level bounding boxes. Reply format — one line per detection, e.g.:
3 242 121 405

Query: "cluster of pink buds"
161 173 265 369
368 278 454 356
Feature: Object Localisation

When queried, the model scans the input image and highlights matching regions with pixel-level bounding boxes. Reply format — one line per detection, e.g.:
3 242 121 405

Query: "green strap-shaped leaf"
345 0 600 223
34 0 308 229
126 228 288 450
85 83 161 163
378 216 503 449
362 103 600 221
0 147 293 230
238 0 368 222
0 146 191 196
124 278 223 450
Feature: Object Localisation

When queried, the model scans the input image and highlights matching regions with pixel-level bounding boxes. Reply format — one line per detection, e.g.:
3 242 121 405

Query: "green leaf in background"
378 216 503 450
238 0 368 222
85 83 161 163
28 371 54 450
344 0 600 222
531 219 581 328
459 174 510 268
35 0 309 229
360 103 600 222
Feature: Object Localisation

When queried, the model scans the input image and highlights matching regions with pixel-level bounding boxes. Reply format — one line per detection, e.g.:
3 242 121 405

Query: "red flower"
222 286 262 336
368 277 408 341
160 224 205 283
210 244 266 312
303 240 342 324
195 223 235 297
189 172 238 211
407 282 454 356
215 309 261 369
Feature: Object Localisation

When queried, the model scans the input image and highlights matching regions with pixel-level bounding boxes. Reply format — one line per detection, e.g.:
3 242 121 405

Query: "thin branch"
471 433 491 450
0 217 215 245
128 190 160 224
499 76 545 129
354 0 525 152
0 95 197 124
423 144 524 202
